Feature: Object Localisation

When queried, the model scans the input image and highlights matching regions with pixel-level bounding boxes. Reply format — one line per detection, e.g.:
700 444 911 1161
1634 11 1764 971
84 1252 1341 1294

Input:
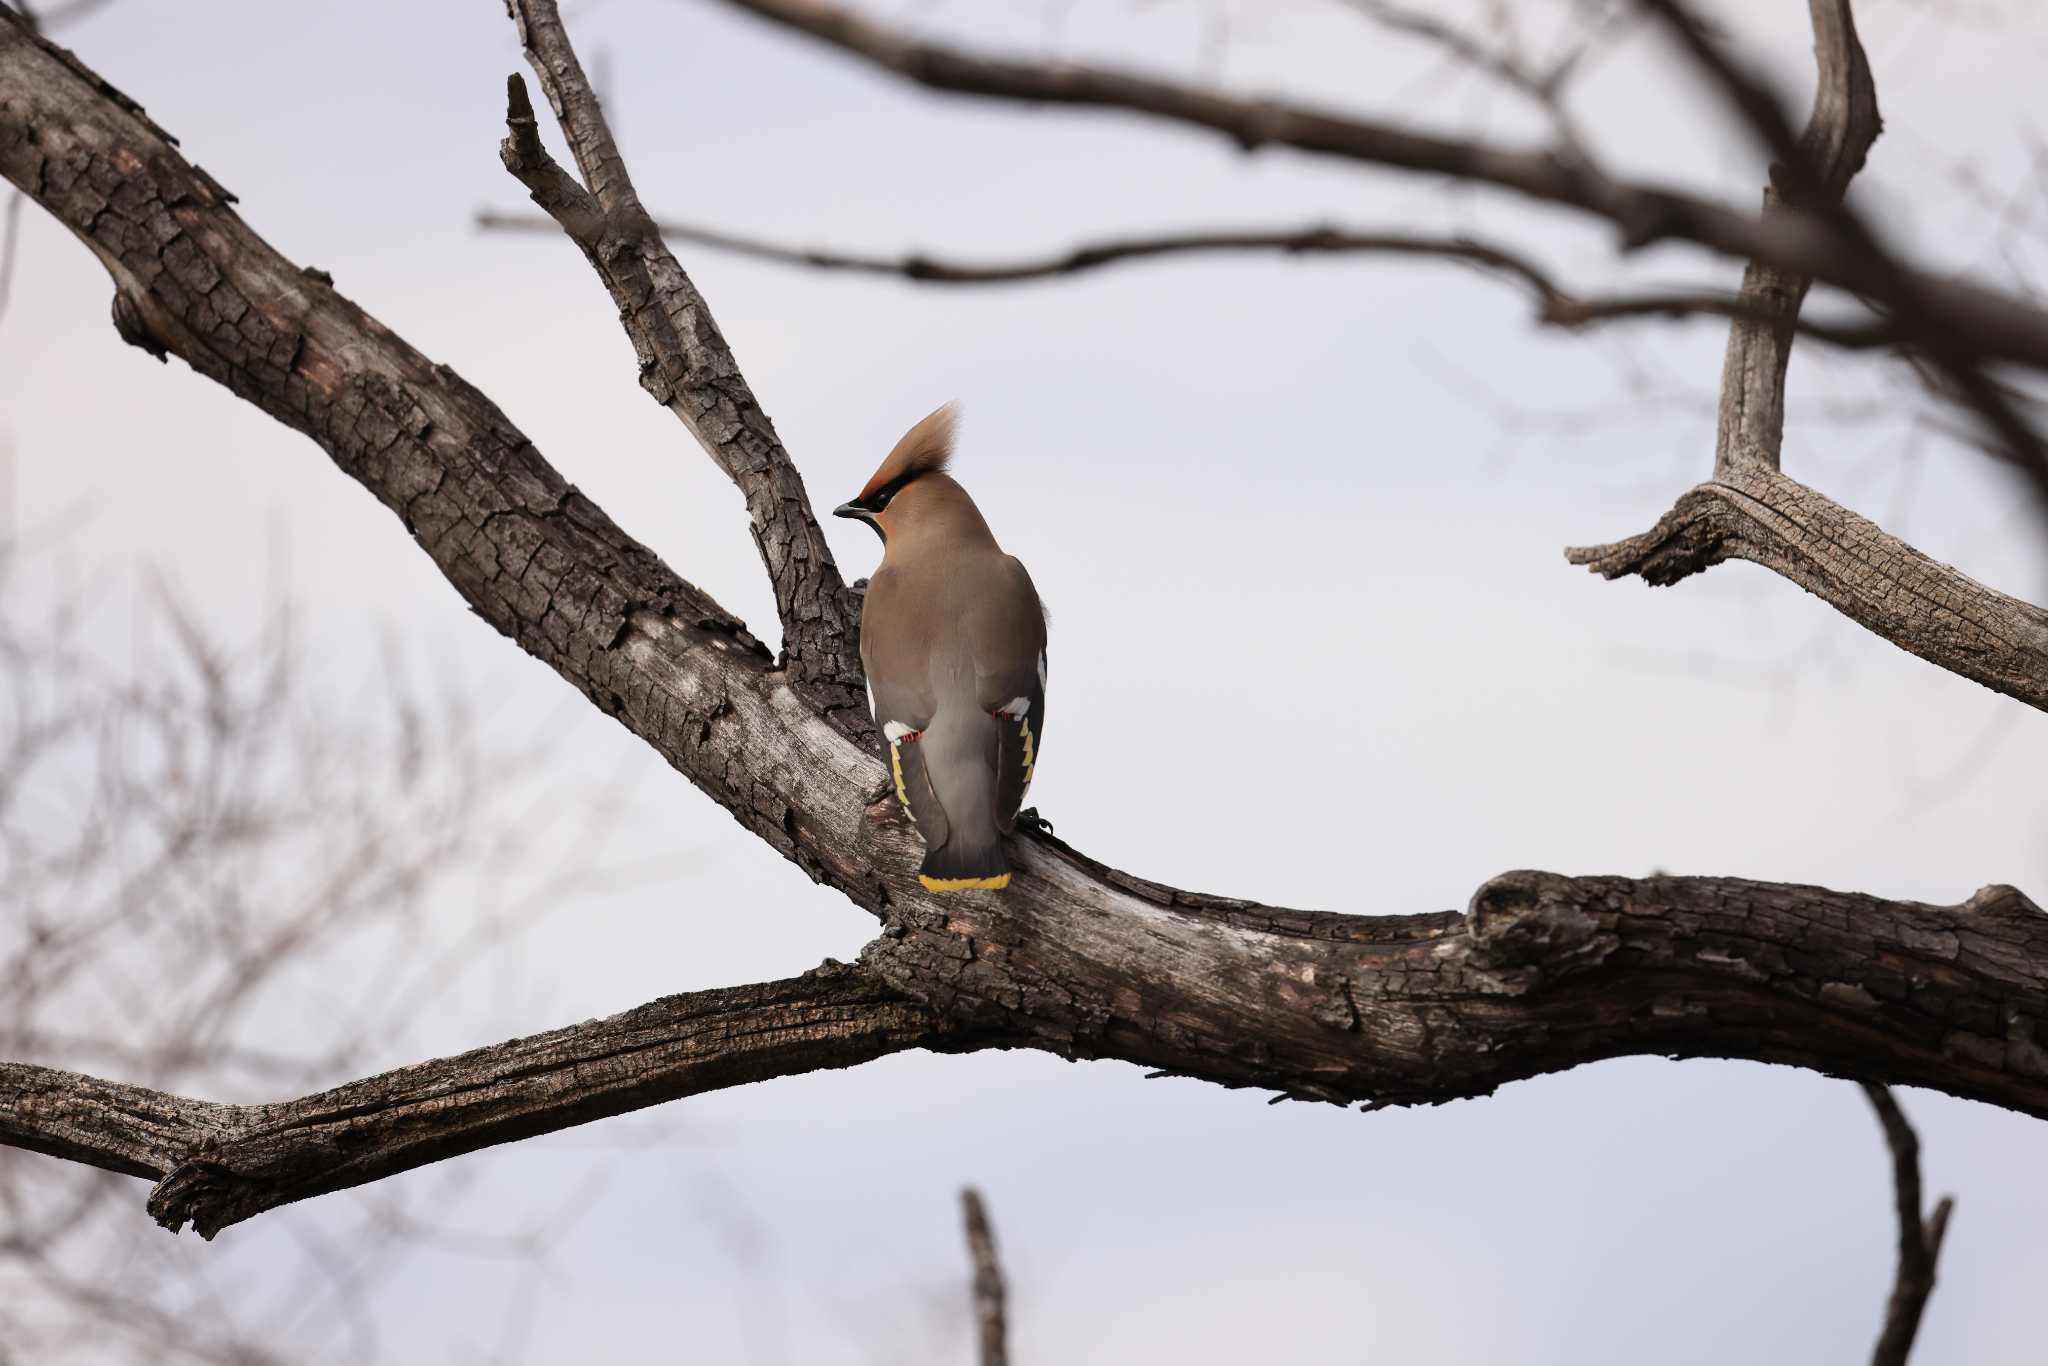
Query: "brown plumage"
835 404 1046 892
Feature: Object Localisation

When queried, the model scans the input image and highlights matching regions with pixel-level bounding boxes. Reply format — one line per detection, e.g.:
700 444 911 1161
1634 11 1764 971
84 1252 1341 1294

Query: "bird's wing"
971 557 1048 834
862 571 950 850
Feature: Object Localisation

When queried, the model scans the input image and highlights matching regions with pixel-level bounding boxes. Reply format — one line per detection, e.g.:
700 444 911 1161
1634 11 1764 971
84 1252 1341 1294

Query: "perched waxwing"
835 404 1047 892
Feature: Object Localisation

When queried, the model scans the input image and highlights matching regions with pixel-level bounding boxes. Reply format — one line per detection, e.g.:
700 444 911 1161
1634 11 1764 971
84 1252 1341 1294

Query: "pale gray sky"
6 0 2048 1361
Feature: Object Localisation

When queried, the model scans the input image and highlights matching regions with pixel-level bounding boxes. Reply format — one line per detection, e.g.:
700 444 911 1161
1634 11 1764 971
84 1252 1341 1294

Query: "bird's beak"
832 501 864 521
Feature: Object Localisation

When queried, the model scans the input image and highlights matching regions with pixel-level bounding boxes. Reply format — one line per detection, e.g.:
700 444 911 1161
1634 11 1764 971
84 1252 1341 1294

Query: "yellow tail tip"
918 872 1011 892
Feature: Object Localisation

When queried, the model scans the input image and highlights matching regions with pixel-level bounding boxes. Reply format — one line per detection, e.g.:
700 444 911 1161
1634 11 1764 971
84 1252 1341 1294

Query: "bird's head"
834 401 960 544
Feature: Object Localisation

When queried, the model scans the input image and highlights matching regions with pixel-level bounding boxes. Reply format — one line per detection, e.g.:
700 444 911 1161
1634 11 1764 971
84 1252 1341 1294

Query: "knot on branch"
1565 484 1736 585
110 290 168 362
1465 871 1620 991
1963 883 2045 921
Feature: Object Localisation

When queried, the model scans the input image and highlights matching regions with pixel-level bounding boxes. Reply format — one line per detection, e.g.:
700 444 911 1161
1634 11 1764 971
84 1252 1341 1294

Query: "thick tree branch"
0 966 952 1238
1862 1085 1953 1366
499 0 863 715
961 1187 1008 1366
474 208 1900 347
1567 463 2048 712
700 0 2048 377
10 5 2048 1240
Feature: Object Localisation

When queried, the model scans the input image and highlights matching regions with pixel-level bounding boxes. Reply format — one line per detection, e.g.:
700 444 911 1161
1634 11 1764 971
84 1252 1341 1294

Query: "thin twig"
960 1188 1008 1366
475 208 1901 347
1860 1085 1954 1366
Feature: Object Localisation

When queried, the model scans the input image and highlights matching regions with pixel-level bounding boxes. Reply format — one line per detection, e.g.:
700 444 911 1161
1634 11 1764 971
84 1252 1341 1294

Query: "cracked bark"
500 0 865 721
5 4 2048 1247
1 967 953 1238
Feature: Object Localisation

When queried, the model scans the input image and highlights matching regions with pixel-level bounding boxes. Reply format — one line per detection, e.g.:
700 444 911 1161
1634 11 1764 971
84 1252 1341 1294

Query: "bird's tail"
918 830 1010 891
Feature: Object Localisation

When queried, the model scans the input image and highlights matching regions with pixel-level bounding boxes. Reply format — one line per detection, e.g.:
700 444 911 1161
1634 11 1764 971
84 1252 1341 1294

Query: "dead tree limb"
1 967 951 1238
5 2 2048 1241
1861 1085 1954 1366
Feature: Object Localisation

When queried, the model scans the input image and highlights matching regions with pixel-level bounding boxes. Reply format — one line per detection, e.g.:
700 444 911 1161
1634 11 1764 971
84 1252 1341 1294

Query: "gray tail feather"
919 830 1011 890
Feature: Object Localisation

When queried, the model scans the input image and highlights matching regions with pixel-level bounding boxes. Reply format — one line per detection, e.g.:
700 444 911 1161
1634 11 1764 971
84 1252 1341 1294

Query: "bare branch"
1639 0 2048 491
475 208 1902 347
1571 0 2048 702
960 1188 1008 1366
700 0 2048 376
0 966 950 1238
1861 1085 1954 1366
1696 0 1881 477
498 0 863 712
1567 466 2048 711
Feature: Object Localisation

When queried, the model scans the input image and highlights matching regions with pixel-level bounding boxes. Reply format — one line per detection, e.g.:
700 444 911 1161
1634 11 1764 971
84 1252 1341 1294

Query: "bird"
834 403 1046 892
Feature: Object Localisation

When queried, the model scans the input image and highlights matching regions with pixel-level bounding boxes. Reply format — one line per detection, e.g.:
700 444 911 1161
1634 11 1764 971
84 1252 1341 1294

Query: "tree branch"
0 965 952 1238
9 3 2048 1242
1567 460 2048 712
699 0 2048 377
1570 0 2048 710
499 0 863 714
1640 0 2048 493
473 208 1901 348
1861 1085 1953 1366
1691 0 1881 477
960 1187 1008 1366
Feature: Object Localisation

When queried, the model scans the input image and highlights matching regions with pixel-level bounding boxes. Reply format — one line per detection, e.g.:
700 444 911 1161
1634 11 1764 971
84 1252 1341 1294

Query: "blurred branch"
1 966 950 1238
698 0 2048 375
1335 0 1602 153
960 1188 1008 1366
474 208 1902 346
1861 1085 1954 1366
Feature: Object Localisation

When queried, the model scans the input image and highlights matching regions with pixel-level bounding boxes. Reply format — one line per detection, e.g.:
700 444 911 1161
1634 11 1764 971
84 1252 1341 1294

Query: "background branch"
1862 1085 1954 1366
701 0 2048 375
960 1187 1008 1366
473 208 1900 347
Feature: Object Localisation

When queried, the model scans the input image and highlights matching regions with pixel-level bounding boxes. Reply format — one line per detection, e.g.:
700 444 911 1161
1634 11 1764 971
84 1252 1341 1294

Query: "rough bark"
1567 467 2048 712
1709 0 1881 477
497 3 864 719
0 966 951 1238
6 3 2048 1243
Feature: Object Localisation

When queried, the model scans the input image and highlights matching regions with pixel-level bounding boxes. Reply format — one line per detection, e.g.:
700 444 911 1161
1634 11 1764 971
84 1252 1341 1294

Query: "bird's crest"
858 402 958 503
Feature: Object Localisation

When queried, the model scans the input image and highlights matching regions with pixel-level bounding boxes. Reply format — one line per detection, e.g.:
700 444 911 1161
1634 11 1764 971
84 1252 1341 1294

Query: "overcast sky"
7 0 2048 1361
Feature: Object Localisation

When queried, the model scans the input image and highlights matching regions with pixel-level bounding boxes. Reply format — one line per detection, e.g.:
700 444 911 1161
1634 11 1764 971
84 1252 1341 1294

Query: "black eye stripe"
863 474 914 512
